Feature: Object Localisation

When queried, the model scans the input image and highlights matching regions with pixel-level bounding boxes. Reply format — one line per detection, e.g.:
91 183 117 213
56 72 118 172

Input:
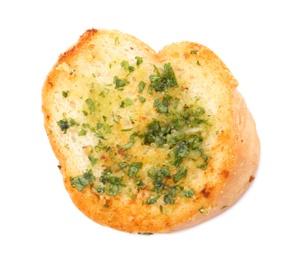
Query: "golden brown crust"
42 29 260 233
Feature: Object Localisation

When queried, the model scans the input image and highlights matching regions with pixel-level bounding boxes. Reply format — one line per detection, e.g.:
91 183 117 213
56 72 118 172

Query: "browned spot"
201 185 213 198
57 165 62 170
141 185 150 191
183 52 190 59
118 148 128 157
100 155 108 161
220 170 230 179
47 80 53 87
249 175 255 183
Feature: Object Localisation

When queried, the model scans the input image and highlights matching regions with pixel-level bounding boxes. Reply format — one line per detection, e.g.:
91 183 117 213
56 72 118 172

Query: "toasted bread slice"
42 29 260 233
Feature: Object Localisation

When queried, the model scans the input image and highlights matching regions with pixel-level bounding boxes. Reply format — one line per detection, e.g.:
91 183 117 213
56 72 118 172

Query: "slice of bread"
42 29 260 233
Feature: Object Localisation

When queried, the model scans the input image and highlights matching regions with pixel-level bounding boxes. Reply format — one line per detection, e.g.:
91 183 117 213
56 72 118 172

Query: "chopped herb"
78 129 87 136
100 88 109 97
118 141 134 149
138 81 146 93
154 98 169 114
121 128 133 132
102 123 112 133
187 135 203 150
179 189 194 198
190 50 198 54
149 63 178 92
120 98 133 108
160 205 163 213
163 190 176 204
135 56 143 67
138 95 146 103
100 169 125 196
136 179 144 189
108 183 125 196
113 76 129 89
197 164 207 170
118 132 138 150
85 98 96 113
118 162 128 169
94 131 105 139
94 185 105 195
57 118 78 133
88 155 98 167
121 60 134 73
128 162 143 178
112 113 120 124
173 168 187 183
172 141 190 167
146 195 160 204
70 169 95 191
62 91 69 98
194 107 205 116
197 60 201 66
147 166 170 193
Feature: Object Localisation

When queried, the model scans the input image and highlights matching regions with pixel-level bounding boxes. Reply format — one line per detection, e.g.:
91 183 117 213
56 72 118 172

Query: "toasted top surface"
42 29 260 233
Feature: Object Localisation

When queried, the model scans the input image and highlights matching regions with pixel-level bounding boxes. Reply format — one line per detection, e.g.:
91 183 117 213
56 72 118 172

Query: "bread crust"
42 29 260 233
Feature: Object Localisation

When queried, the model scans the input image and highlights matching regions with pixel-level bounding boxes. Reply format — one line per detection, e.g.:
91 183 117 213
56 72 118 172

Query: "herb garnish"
57 117 78 133
121 60 134 73
62 91 69 98
149 63 178 92
113 76 129 89
127 162 143 178
70 169 95 191
135 56 143 67
100 168 126 196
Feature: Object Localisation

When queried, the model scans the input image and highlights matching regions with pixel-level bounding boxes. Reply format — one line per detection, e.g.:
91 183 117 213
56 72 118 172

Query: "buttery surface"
42 29 260 233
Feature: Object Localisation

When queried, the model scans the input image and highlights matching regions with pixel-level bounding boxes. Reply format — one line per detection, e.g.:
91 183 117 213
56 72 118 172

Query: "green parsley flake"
78 129 87 136
138 81 146 93
62 91 69 98
146 195 160 204
113 76 129 89
149 63 178 92
70 169 95 191
121 60 134 73
173 168 187 183
128 162 143 178
100 169 126 196
118 162 128 169
85 98 96 113
154 98 169 114
120 98 133 108
57 118 78 133
138 95 146 104
88 155 98 167
135 56 143 67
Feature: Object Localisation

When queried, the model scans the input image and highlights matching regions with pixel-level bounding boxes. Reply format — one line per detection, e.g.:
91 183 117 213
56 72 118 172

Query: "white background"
1 0 301 259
